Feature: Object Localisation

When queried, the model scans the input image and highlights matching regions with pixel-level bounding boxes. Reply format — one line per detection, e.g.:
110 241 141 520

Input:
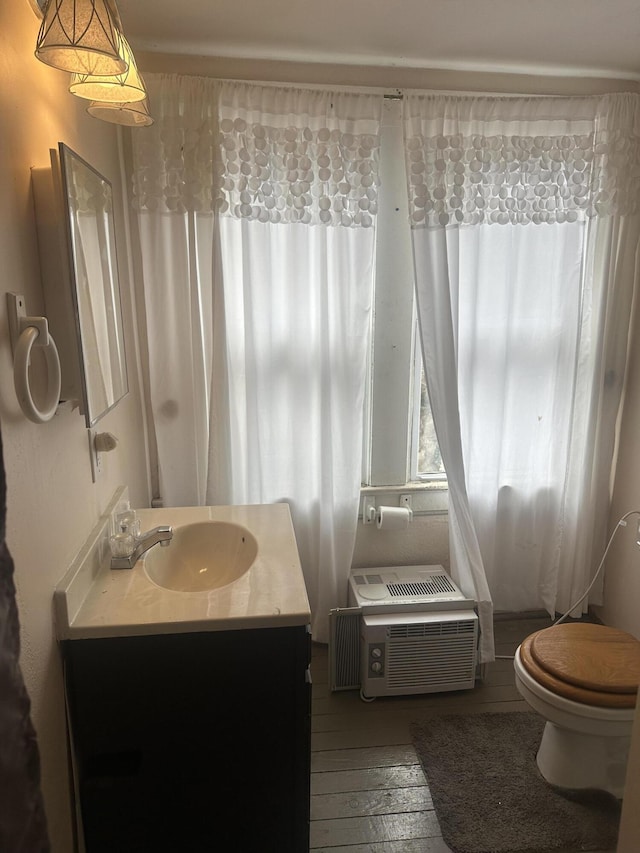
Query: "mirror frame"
55 143 129 427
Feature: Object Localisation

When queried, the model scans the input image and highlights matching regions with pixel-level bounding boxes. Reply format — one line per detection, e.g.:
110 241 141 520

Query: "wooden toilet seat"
519 623 640 709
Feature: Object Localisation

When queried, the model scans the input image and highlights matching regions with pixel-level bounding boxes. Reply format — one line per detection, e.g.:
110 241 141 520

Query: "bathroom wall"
0 3 150 850
600 283 640 638
136 51 640 98
353 506 449 572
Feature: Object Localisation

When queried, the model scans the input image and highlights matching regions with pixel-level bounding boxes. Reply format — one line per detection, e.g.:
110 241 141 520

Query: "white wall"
135 51 640 98
353 511 449 571
600 284 640 639
0 3 150 849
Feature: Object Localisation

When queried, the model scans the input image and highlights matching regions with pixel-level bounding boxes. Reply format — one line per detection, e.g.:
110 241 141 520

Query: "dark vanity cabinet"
62 624 311 852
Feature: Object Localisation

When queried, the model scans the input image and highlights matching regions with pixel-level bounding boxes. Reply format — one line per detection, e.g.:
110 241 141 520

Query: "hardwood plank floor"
309 615 617 852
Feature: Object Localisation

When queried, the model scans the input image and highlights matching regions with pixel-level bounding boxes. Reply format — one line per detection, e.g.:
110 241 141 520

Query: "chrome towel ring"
7 293 61 424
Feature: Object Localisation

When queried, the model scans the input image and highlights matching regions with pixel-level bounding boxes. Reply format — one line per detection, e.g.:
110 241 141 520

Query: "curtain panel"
404 92 640 662
214 81 382 641
131 75 383 641
131 74 222 506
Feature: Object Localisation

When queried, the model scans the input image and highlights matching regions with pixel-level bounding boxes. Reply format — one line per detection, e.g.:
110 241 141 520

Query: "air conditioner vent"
348 566 475 611
386 630 478 690
387 575 456 598
328 608 361 691
388 620 476 639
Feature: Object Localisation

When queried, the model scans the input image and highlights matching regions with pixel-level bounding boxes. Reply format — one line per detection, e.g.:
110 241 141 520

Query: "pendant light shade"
35 0 127 76
69 35 146 103
87 98 153 126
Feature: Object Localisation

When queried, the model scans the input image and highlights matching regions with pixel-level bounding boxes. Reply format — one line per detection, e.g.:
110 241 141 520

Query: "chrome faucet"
110 525 173 569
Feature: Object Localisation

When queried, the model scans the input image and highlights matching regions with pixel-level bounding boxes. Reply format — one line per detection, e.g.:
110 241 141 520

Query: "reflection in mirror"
57 143 128 425
32 144 129 427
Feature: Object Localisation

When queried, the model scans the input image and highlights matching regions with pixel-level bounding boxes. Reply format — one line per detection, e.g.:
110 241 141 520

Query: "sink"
144 521 258 592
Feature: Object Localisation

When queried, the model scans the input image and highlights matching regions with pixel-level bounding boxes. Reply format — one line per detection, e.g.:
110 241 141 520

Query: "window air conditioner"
329 565 478 699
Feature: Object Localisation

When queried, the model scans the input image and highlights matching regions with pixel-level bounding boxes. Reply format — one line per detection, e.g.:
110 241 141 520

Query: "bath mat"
410 711 620 853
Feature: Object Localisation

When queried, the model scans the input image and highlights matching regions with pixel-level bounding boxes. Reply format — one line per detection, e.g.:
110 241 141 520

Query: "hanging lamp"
69 34 147 103
87 98 153 126
35 0 127 76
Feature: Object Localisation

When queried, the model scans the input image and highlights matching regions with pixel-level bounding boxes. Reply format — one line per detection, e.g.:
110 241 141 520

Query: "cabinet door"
64 625 311 853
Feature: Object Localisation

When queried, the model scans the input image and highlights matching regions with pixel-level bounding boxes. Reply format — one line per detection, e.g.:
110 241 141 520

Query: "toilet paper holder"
363 494 413 525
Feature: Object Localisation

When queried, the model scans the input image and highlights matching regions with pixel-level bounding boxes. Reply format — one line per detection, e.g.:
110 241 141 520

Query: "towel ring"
13 321 61 424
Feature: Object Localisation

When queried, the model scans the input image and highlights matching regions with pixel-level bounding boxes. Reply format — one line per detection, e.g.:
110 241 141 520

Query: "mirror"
32 144 129 426
58 143 128 425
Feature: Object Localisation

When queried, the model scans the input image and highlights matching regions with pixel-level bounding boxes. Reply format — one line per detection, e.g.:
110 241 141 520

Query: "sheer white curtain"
404 93 640 661
131 74 222 506
131 75 383 640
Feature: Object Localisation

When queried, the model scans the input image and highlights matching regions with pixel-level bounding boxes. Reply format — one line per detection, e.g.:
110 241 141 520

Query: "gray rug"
411 711 620 853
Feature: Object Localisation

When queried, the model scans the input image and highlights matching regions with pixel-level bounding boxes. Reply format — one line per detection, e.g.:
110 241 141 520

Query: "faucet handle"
109 530 135 558
116 508 141 539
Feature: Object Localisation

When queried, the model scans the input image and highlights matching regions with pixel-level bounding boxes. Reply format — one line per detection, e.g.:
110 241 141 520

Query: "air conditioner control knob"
371 647 382 659
371 662 382 673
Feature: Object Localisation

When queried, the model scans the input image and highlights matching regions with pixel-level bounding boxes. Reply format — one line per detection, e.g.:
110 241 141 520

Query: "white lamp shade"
35 0 127 76
70 35 147 103
87 99 154 127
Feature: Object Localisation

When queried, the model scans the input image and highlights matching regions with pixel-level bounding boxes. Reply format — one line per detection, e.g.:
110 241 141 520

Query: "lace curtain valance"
132 81 639 228
131 74 221 215
216 82 382 227
403 92 640 227
131 76 383 227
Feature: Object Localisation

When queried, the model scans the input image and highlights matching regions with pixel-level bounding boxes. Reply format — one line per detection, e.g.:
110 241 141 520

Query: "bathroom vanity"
55 498 312 853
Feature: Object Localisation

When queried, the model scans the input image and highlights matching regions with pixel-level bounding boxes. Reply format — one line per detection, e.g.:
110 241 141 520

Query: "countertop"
54 496 311 640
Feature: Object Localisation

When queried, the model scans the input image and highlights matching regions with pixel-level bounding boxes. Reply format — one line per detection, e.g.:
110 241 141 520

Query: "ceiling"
116 0 640 81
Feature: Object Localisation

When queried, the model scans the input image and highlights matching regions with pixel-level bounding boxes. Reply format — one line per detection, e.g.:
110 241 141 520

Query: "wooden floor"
309 615 617 852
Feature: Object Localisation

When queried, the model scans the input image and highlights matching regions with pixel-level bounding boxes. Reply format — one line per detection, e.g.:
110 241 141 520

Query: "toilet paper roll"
376 505 412 530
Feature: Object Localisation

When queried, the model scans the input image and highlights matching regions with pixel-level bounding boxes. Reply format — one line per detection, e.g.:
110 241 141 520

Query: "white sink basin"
144 521 258 592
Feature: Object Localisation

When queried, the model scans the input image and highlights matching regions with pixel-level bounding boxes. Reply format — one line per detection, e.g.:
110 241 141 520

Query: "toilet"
514 622 640 798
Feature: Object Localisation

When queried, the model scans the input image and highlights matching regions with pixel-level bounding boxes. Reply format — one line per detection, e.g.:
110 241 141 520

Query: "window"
361 98 446 493
413 361 445 479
